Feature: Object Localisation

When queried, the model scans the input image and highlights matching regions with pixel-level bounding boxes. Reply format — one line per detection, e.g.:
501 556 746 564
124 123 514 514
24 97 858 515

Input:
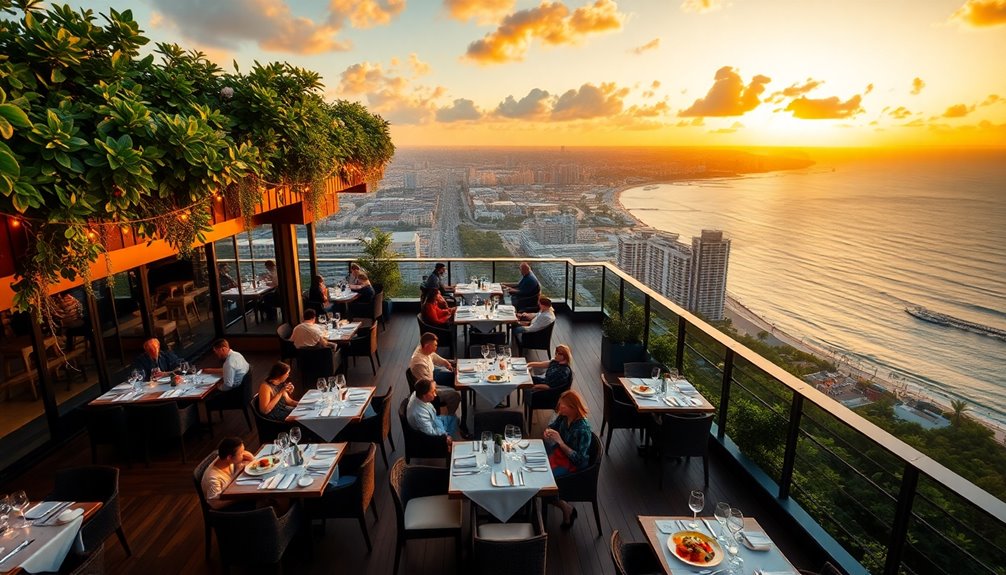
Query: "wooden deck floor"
0 310 827 574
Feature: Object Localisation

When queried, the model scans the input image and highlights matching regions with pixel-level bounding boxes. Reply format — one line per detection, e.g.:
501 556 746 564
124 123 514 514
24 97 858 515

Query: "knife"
36 501 74 526
702 518 719 538
519 469 525 486
0 539 33 565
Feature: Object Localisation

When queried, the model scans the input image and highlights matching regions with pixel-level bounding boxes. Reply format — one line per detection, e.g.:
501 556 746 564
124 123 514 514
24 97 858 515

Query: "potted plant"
356 227 402 318
601 304 646 371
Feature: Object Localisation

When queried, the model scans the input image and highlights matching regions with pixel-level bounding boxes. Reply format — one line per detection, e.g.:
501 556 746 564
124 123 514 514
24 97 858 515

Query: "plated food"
245 455 281 476
632 384 656 396
486 374 506 383
667 530 722 567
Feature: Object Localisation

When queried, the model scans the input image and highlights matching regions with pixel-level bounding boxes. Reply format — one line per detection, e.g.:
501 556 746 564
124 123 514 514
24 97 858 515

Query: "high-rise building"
689 230 731 320
646 234 692 308
532 214 576 244
616 235 649 280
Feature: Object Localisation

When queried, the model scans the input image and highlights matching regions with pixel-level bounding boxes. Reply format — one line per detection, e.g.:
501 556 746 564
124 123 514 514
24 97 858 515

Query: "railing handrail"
309 255 1006 523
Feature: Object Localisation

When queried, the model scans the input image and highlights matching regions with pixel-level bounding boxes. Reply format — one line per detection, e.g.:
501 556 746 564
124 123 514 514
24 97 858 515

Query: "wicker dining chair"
609 530 662 575
472 500 547 575
305 443 378 551
389 458 462 574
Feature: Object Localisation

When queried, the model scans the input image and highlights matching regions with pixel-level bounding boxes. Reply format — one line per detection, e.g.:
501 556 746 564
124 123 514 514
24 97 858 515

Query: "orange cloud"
552 82 628 120
911 77 925 95
624 100 670 118
631 38 660 55
681 0 726 13
337 60 445 124
711 121 744 134
436 99 484 122
784 94 864 119
495 89 553 119
679 66 771 117
329 0 405 28
675 118 705 127
766 78 823 103
951 0 1006 27
980 94 1001 106
943 103 972 117
887 106 913 119
465 0 625 64
444 0 516 24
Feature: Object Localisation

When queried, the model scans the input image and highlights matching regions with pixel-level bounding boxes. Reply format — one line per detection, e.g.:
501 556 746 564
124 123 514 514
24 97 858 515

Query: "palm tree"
950 399 969 426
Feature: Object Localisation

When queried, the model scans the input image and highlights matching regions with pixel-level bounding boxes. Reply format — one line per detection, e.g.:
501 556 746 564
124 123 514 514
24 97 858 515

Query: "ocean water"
620 149 1006 427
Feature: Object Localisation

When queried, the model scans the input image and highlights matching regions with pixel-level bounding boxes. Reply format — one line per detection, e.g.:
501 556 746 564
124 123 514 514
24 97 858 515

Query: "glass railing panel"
680 324 725 401
534 261 566 304
573 265 602 311
394 261 429 300
451 261 493 287
906 475 1006 575
602 268 621 315
724 359 791 478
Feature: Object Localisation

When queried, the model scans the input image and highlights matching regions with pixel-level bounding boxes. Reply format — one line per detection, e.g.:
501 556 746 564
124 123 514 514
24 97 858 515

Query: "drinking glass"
335 374 347 405
275 433 289 465
289 426 302 447
726 508 745 573
318 313 328 325
481 344 490 360
651 367 661 381
0 495 12 535
10 490 28 528
687 490 705 529
317 378 328 393
333 312 341 325
714 501 731 541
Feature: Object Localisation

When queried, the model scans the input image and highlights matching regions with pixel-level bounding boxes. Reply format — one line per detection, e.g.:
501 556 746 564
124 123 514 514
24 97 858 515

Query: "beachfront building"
689 230 732 320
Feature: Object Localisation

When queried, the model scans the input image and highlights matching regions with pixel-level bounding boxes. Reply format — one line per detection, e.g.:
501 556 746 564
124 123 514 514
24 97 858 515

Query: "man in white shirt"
409 332 467 435
204 339 250 391
406 379 456 447
512 296 555 345
201 437 253 510
291 309 334 349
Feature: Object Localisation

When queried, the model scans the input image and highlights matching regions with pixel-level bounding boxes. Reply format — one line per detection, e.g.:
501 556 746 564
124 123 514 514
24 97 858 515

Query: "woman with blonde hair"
543 389 591 529
528 344 572 391
349 271 375 303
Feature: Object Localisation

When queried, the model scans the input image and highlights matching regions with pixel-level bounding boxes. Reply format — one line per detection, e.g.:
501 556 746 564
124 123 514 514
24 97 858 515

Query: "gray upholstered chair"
389 458 462 574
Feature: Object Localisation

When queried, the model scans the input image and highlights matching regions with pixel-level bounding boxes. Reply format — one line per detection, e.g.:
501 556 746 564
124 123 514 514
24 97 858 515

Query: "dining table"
219 442 346 501
619 377 716 414
327 288 359 304
285 387 375 441
323 321 363 344
454 282 505 301
0 501 102 575
638 515 799 575
89 373 221 406
455 357 534 409
448 439 557 522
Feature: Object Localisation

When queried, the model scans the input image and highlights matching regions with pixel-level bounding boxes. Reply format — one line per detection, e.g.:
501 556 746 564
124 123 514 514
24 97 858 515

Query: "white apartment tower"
689 230 731 320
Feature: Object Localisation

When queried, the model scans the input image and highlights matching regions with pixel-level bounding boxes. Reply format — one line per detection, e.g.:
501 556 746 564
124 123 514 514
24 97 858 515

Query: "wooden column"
272 223 303 326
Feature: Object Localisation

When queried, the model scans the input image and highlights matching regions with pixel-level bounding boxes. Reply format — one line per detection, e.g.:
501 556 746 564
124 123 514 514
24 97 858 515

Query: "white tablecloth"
455 306 516 333
288 389 371 440
450 440 555 522
10 515 84 573
458 371 531 406
97 374 218 402
650 518 797 574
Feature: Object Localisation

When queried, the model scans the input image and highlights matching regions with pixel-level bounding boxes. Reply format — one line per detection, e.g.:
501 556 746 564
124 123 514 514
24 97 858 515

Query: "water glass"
726 508 745 572
714 501 731 541
481 344 490 360
10 490 28 528
0 495 12 535
687 490 704 528
333 312 341 325
289 426 302 447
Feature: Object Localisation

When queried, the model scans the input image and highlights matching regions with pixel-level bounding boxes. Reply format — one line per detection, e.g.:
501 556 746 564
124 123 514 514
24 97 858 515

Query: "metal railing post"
600 266 607 313
618 278 625 315
778 393 804 499
884 465 919 575
717 348 734 440
675 316 686 372
492 261 496 281
446 261 452 285
643 295 651 351
570 264 576 312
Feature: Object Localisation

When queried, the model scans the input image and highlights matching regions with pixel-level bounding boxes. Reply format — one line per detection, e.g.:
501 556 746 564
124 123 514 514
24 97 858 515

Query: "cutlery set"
0 539 33 565
30 501 74 526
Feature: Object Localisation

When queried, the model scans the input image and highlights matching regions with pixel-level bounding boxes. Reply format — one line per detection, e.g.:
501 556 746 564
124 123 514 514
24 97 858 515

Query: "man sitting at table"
502 262 540 307
409 332 466 434
202 437 254 510
511 296 555 345
291 309 334 349
133 337 181 380
424 262 456 304
203 339 250 391
407 378 456 448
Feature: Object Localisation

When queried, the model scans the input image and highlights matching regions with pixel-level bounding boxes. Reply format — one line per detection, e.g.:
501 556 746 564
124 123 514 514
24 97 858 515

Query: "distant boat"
905 306 1006 342
643 185 659 190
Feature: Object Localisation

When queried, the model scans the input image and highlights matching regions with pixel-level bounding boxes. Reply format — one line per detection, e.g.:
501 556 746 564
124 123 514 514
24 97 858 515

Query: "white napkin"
458 365 476 373
676 381 698 394
25 501 61 520
655 520 676 534
277 474 296 490
742 531 773 550
57 507 84 524
454 457 477 468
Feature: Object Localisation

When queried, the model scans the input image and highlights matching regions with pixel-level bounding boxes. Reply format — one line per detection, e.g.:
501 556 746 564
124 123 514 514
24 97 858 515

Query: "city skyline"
61 0 1006 148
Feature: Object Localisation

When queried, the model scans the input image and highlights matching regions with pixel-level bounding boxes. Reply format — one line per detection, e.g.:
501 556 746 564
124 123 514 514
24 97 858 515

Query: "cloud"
679 66 771 117
911 77 926 95
766 78 823 103
408 53 431 76
552 82 628 120
710 121 744 134
980 94 1001 106
887 106 913 119
336 59 446 125
630 38 660 55
681 0 726 13
444 0 516 24
465 0 625 64
436 99 483 122
624 100 670 118
784 94 864 119
865 83 873 95
943 103 972 117
676 118 705 127
150 0 351 54
495 88 553 119
329 0 406 28
951 0 1006 27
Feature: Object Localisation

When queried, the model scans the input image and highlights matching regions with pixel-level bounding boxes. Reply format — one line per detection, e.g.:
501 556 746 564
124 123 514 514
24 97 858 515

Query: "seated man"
406 378 456 447
502 262 540 307
290 309 334 349
133 337 181 380
409 332 464 432
424 262 455 304
203 338 250 391
201 437 254 510
512 296 555 344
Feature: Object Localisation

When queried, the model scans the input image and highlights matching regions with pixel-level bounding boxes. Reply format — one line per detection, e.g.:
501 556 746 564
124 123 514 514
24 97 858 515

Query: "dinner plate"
486 374 507 383
631 384 657 396
667 530 723 567
244 455 282 476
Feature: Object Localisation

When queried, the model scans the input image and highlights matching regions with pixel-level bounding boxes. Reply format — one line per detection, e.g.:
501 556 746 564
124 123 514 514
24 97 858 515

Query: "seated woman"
349 271 375 303
528 344 573 391
543 390 592 528
421 288 456 327
258 361 299 421
346 262 367 287
308 274 334 314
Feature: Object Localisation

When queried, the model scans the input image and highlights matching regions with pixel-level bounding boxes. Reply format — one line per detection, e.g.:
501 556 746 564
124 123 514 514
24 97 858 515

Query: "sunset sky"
66 0 1006 147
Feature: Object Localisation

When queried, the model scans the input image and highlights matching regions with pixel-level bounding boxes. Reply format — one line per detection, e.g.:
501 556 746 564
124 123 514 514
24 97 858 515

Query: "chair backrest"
405 366 418 393
348 324 375 355
85 405 127 444
209 506 297 566
398 398 449 462
389 458 451 528
609 530 630 575
416 314 454 356
520 321 554 351
623 361 668 378
298 346 337 382
240 367 255 404
372 289 384 320
193 452 217 515
473 528 547 575
276 323 293 340
658 413 714 456
250 394 289 444
356 443 377 511
473 410 525 437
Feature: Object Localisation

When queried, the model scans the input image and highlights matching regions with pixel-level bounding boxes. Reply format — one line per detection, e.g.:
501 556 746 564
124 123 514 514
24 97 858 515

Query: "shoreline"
614 181 1006 444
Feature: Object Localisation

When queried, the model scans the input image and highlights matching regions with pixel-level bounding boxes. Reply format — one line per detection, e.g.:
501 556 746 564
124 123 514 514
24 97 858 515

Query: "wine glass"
318 313 328 325
714 501 731 541
10 490 28 528
480 431 493 470
289 426 302 448
274 433 289 465
504 425 517 456
511 425 522 449
0 495 11 535
335 374 347 405
726 508 745 573
317 378 328 393
333 312 341 326
481 344 490 360
651 366 661 381
687 490 705 529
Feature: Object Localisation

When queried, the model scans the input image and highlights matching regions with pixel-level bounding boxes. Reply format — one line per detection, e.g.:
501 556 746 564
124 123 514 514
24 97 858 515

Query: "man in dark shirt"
503 262 540 306
133 337 181 380
424 263 455 304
